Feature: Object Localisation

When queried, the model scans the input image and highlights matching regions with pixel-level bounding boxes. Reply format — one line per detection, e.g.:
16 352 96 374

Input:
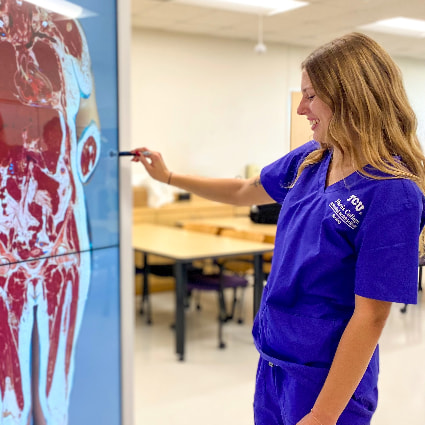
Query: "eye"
308 95 315 101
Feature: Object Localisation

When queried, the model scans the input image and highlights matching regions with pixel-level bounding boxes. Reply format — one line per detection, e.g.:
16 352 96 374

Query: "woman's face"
297 69 333 144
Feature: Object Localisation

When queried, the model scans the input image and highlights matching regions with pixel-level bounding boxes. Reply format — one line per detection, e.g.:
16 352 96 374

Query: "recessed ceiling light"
174 0 309 16
360 17 425 38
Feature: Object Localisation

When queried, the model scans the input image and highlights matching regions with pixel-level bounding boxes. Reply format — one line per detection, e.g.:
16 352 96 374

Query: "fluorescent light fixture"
23 0 96 19
175 0 309 16
360 17 425 38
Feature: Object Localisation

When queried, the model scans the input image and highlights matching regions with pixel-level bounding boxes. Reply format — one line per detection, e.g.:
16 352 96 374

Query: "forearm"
169 173 252 206
312 309 389 424
131 147 274 206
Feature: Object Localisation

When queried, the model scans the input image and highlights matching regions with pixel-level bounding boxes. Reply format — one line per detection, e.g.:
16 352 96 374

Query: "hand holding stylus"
131 147 172 185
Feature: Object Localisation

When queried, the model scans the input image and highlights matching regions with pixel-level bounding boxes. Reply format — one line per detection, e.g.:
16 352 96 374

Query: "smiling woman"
130 32 425 425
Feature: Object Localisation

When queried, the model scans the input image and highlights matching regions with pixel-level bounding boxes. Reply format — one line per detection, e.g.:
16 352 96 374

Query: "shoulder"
364 177 423 210
260 141 320 202
353 177 425 230
262 140 320 175
285 140 320 161
358 164 422 203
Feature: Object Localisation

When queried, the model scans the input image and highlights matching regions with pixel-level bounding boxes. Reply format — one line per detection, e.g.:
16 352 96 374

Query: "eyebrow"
302 86 314 93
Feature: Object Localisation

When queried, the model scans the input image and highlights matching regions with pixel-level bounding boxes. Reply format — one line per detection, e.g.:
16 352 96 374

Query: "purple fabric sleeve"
260 141 318 204
354 180 423 304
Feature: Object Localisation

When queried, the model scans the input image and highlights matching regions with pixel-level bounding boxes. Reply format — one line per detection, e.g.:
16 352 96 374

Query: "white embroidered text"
329 196 364 229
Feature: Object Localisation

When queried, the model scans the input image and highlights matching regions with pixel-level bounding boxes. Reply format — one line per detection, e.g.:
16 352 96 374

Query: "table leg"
142 253 152 325
253 254 264 317
174 262 186 361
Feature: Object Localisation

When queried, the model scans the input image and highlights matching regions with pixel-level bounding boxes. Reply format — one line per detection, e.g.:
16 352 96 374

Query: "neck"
330 149 354 171
326 148 358 188
330 146 367 171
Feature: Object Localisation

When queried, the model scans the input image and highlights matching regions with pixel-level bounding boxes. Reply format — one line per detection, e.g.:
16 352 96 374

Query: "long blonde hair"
296 32 425 194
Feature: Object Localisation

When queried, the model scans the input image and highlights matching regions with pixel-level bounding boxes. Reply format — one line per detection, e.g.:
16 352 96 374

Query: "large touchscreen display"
0 0 120 423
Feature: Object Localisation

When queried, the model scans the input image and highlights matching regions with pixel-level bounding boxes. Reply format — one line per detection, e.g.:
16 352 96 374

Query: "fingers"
131 148 162 167
131 147 151 162
130 147 169 183
139 152 153 169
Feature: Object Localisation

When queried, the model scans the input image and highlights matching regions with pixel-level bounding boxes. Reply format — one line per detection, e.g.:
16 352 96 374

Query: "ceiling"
132 0 425 61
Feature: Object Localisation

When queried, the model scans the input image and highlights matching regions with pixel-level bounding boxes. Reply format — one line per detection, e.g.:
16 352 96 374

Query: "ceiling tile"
131 0 425 60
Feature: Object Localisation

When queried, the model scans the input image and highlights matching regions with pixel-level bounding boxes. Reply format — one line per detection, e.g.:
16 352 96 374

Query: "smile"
309 119 319 130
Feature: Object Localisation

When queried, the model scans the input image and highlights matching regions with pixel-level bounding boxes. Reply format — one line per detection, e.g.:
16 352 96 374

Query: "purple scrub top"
253 141 425 396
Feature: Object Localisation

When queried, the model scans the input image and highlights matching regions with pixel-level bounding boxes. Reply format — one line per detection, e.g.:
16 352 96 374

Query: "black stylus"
109 150 152 157
118 151 136 156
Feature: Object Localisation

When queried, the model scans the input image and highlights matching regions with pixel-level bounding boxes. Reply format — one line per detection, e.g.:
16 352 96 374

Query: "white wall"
119 1 134 425
131 28 425 186
398 57 425 145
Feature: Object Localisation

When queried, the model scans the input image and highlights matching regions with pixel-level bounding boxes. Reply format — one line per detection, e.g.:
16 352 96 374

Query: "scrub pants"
253 357 377 425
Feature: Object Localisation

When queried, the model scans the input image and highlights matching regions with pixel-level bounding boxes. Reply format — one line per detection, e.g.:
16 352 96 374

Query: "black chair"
181 223 249 349
135 251 204 325
135 251 175 324
186 269 248 349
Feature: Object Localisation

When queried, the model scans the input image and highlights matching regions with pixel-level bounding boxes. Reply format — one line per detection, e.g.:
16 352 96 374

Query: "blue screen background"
69 248 121 425
69 1 122 424
80 0 120 251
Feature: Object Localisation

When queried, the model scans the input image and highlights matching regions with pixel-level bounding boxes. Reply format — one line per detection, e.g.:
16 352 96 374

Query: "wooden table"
133 223 274 361
177 216 277 237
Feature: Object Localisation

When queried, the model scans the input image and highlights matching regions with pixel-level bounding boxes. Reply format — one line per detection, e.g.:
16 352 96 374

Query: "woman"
132 33 425 425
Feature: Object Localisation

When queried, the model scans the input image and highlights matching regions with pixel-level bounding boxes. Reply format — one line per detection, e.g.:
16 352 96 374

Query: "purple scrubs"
253 141 425 425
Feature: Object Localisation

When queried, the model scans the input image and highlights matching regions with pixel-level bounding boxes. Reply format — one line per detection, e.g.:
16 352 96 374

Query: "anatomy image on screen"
0 1 101 424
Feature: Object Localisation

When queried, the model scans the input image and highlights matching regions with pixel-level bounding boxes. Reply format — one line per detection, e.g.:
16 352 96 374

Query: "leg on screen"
35 254 90 425
32 314 46 425
0 277 35 425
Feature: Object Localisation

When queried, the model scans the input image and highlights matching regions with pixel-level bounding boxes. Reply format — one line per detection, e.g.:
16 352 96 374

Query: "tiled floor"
134 286 425 425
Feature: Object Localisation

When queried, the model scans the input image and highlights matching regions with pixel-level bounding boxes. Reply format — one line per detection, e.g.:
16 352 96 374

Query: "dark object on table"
250 203 282 224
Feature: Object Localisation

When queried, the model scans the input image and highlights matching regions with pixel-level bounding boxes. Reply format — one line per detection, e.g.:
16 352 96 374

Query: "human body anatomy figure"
0 1 100 423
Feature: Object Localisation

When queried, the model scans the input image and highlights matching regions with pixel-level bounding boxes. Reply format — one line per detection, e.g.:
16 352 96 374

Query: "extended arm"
297 295 392 425
131 147 274 206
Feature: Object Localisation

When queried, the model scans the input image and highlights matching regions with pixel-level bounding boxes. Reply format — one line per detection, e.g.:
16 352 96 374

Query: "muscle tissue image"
0 0 101 423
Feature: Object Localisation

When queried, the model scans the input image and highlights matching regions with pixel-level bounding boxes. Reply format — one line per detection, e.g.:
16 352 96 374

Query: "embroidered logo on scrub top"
329 195 364 229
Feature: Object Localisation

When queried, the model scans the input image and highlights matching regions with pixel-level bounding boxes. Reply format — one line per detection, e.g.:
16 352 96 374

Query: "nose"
297 97 308 116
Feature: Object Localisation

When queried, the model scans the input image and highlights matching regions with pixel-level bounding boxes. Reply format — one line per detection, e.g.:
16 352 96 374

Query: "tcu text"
347 195 365 212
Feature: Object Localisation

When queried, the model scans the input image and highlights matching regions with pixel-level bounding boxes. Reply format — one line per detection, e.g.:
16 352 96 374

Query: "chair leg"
140 270 152 325
217 290 227 349
184 289 192 309
195 291 202 310
227 287 237 321
236 287 246 324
